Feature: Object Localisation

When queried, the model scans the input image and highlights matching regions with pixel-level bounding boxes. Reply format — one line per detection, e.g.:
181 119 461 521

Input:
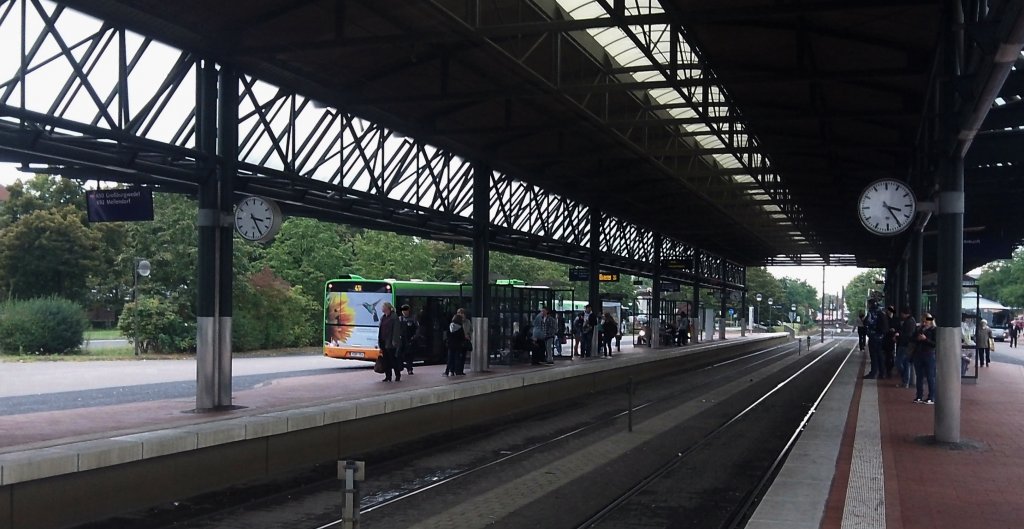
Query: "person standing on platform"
677 310 690 346
531 307 556 365
1010 321 1019 348
895 307 917 388
978 319 993 367
863 300 888 379
457 308 472 374
600 312 617 357
398 304 418 375
883 306 898 378
913 313 937 404
446 312 468 376
571 312 584 356
582 304 598 357
856 311 867 352
377 302 402 382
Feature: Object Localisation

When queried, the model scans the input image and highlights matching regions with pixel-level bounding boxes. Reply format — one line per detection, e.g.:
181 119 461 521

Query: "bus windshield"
325 281 393 355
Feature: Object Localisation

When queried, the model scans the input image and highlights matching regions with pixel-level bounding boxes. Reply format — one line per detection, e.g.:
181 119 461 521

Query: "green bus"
324 275 469 363
325 275 588 364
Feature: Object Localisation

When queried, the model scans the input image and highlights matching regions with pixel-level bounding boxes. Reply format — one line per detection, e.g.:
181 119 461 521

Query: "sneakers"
913 398 923 403
926 399 934 404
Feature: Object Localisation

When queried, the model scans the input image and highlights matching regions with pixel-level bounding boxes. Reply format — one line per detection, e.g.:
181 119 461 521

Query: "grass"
84 329 125 340
1 345 320 362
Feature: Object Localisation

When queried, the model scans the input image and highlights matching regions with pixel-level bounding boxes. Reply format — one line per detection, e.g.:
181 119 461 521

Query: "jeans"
867 336 883 376
895 345 912 385
581 332 594 357
914 351 936 401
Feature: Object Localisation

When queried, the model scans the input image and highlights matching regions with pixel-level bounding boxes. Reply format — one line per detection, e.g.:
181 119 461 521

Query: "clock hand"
250 213 265 236
884 205 902 227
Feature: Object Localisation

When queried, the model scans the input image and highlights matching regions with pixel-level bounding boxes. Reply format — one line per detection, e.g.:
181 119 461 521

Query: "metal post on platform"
472 317 488 372
338 460 365 529
132 258 150 356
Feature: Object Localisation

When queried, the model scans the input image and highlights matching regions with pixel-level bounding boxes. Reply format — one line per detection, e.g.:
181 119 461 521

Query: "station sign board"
662 257 693 270
569 267 589 281
569 268 620 282
86 189 154 222
659 280 680 292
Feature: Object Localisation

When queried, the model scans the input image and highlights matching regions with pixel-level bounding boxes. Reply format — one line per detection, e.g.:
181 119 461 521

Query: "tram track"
77 339 847 529
576 340 852 529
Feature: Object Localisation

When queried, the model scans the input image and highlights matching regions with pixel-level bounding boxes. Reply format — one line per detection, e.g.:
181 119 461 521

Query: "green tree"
977 249 1024 308
777 277 819 322
122 193 200 307
488 251 565 287
350 230 435 280
746 267 783 325
0 207 101 303
0 174 86 227
233 268 320 350
426 241 472 282
85 222 130 325
260 217 355 301
845 269 885 318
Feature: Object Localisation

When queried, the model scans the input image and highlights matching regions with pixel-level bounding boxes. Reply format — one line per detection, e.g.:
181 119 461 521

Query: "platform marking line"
840 380 885 529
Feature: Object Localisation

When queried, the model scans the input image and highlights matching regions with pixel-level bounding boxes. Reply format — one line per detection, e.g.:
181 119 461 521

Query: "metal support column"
910 231 923 317
471 164 490 372
740 291 747 337
692 273 701 343
652 234 662 347
936 157 964 443
196 60 232 410
588 208 601 351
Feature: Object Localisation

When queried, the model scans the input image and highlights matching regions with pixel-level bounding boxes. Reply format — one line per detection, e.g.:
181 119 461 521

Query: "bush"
233 268 320 351
0 297 88 354
118 296 196 354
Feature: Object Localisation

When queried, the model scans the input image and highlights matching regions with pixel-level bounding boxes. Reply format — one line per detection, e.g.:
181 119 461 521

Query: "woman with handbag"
978 319 994 367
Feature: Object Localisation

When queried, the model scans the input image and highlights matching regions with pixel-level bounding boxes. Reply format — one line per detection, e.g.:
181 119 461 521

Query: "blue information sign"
87 189 154 222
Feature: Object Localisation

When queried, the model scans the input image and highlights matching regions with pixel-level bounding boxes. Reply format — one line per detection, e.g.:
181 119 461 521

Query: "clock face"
234 196 281 242
857 179 916 236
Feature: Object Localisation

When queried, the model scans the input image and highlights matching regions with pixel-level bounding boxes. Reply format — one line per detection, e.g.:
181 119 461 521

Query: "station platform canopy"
57 0 1024 271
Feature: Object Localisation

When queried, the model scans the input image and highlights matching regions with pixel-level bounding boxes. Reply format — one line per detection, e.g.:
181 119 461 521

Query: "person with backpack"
864 299 889 379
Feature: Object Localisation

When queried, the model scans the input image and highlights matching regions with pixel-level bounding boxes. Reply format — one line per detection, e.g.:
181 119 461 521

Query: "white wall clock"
857 179 916 236
234 196 282 243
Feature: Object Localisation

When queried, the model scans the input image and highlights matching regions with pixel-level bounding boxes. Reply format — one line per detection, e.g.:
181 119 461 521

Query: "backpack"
865 309 881 336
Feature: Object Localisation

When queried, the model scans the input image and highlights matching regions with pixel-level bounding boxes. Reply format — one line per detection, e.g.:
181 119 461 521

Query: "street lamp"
767 298 774 328
755 293 763 329
133 258 151 356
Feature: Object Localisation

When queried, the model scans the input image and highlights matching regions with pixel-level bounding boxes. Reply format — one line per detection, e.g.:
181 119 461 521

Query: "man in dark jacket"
377 302 402 382
895 307 917 388
864 299 888 379
398 304 419 375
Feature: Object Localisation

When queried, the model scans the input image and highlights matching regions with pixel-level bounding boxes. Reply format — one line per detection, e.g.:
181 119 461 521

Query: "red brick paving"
824 358 1024 529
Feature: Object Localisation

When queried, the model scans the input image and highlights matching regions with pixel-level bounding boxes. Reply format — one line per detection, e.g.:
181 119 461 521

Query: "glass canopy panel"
556 0 787 222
